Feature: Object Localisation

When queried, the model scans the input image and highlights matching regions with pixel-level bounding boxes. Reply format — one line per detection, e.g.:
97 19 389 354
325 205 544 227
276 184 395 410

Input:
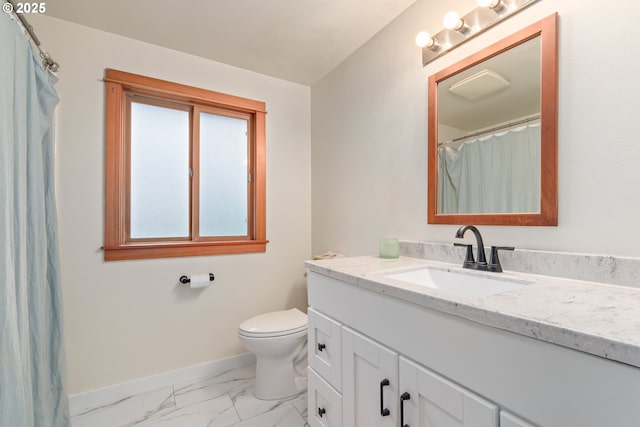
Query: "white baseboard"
68 353 256 416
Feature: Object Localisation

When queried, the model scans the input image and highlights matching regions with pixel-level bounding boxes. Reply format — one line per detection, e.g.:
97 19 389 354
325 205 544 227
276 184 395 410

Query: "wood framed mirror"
428 13 557 226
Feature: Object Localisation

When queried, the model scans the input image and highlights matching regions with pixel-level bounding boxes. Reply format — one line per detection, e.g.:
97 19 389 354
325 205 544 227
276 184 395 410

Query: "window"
103 69 267 260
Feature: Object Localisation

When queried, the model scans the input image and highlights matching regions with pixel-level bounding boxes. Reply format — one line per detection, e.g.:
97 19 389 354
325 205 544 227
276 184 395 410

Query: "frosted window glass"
130 102 190 238
199 112 248 236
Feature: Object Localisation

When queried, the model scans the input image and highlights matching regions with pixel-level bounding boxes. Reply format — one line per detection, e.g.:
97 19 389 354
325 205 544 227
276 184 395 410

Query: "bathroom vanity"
305 256 640 427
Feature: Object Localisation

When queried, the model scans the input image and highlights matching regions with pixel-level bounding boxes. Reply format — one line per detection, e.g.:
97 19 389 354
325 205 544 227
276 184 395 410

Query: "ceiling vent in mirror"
448 69 510 100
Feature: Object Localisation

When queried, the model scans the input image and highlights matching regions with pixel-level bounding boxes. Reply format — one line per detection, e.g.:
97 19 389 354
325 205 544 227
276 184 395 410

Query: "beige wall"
30 15 311 394
312 0 640 257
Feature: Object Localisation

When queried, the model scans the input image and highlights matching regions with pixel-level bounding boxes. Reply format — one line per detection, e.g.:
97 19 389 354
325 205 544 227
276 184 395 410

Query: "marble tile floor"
71 364 309 427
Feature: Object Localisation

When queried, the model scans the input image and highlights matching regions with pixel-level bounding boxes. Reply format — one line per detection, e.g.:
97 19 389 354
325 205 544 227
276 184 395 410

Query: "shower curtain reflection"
0 11 70 427
437 124 541 214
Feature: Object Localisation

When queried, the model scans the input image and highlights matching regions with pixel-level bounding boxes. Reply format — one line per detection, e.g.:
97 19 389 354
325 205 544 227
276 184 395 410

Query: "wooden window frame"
103 69 267 261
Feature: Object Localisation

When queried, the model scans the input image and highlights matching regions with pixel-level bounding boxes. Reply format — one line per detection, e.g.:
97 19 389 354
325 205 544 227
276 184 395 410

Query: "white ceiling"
44 0 417 86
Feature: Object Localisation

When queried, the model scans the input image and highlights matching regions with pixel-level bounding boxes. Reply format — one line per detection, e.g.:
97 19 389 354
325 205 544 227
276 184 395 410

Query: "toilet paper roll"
189 273 211 289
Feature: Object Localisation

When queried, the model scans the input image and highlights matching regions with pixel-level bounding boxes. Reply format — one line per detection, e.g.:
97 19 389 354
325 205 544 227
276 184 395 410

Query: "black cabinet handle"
380 378 390 416
400 392 411 427
317 343 326 352
318 407 326 418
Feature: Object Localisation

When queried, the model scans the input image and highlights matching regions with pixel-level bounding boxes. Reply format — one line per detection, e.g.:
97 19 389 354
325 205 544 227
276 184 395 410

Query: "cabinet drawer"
500 411 536 427
308 367 342 427
308 308 342 391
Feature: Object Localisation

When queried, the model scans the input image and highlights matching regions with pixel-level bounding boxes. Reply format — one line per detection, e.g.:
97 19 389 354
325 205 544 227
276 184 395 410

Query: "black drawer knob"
318 407 326 418
318 343 326 352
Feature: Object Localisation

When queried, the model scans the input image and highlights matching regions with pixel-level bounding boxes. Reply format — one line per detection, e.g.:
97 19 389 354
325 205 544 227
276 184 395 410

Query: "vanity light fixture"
417 0 540 66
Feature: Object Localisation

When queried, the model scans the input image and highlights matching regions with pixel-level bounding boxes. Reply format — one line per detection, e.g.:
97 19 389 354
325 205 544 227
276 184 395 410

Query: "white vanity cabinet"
307 272 505 427
342 327 498 427
306 269 640 427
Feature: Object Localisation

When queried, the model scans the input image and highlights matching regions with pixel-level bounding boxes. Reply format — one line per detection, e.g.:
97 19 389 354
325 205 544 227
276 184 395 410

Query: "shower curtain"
438 124 541 214
0 12 70 427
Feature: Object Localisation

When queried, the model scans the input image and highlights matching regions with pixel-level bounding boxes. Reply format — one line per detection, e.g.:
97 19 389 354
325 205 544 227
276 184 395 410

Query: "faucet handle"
489 246 514 273
454 243 476 268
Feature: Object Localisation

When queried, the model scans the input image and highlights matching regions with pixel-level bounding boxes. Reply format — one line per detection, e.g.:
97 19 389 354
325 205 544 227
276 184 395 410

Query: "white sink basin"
384 267 530 298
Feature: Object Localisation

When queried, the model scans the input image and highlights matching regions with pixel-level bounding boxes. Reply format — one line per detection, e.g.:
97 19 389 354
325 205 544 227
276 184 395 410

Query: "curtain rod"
440 115 541 146
6 0 59 71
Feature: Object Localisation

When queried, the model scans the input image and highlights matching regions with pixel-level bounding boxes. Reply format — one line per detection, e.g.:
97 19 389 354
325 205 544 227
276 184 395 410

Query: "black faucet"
454 225 514 272
455 225 488 270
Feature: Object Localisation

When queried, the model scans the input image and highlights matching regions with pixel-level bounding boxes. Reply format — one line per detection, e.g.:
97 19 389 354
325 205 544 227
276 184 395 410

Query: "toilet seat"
239 308 307 338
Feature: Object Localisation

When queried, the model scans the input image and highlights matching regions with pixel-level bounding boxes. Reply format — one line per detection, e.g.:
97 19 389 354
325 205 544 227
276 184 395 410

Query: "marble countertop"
305 256 640 369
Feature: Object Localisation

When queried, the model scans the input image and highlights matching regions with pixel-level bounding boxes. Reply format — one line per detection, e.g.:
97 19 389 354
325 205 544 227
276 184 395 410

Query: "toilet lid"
239 308 307 337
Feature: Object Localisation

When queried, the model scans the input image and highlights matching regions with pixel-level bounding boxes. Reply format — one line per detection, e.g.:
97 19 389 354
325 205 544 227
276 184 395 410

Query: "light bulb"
415 31 431 48
443 11 461 30
416 32 440 51
477 0 492 7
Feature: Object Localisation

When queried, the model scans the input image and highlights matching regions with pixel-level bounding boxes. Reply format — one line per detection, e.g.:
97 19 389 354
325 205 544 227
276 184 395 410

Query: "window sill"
103 240 268 261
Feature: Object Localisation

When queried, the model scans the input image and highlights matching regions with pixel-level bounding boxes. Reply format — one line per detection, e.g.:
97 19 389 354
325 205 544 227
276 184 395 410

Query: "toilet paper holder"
179 273 215 284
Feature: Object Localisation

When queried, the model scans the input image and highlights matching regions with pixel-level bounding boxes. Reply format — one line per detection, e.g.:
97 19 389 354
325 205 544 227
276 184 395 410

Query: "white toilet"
238 308 308 400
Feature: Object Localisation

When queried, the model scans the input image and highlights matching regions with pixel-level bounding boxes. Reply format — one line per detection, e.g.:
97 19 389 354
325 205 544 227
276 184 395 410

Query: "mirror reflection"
437 37 541 214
